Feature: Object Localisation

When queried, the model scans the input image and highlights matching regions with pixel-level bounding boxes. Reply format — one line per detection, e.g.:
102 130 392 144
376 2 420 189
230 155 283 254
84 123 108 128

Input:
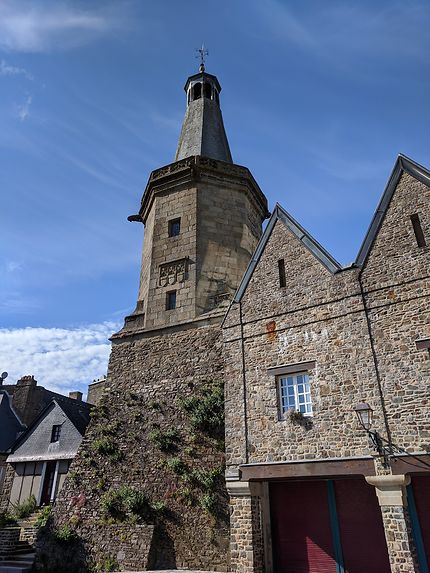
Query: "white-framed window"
278 372 313 418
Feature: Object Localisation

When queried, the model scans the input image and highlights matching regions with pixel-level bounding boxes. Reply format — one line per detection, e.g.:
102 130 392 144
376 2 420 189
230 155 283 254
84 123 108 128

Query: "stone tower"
124 65 268 333
40 65 268 573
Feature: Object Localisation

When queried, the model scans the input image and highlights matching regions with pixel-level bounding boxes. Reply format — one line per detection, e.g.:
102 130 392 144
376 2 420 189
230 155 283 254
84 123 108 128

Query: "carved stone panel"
159 258 188 287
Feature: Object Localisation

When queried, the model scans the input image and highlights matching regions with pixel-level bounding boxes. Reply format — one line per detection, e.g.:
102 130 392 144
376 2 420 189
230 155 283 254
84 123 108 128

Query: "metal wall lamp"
353 401 430 471
353 402 392 468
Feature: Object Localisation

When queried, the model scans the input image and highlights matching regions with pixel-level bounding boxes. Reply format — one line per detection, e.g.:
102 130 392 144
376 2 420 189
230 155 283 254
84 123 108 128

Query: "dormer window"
51 424 61 443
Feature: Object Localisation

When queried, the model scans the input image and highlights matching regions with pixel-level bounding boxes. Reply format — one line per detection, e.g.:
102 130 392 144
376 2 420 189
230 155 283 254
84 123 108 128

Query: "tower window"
168 218 181 237
51 425 61 443
278 259 286 288
204 82 212 99
411 214 426 247
192 82 201 100
166 291 177 310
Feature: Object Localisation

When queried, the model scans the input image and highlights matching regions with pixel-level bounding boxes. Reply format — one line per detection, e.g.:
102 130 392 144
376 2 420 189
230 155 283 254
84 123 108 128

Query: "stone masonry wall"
223 219 382 472
361 172 430 453
38 321 229 572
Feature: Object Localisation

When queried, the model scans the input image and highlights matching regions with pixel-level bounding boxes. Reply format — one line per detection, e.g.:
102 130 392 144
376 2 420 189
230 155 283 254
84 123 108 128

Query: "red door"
270 480 337 573
334 479 391 573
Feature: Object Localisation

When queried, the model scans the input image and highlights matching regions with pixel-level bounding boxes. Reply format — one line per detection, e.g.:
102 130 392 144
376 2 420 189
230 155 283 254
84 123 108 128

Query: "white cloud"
0 321 120 396
17 94 32 121
0 59 33 79
0 1 126 53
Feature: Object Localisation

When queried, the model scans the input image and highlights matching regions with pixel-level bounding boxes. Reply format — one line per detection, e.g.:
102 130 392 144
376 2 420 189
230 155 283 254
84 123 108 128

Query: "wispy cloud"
0 321 120 395
252 0 430 67
17 94 32 121
0 1 128 53
0 59 33 79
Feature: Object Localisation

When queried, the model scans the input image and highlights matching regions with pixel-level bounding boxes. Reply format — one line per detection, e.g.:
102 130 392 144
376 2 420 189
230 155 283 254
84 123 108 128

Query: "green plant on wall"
101 486 149 522
54 524 79 543
179 382 224 439
34 505 52 529
199 492 217 515
92 437 123 461
148 428 180 452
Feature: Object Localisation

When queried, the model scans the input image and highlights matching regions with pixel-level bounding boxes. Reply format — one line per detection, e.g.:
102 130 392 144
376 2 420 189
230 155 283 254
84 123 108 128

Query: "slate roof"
10 397 92 455
231 154 430 304
0 391 26 453
175 71 232 163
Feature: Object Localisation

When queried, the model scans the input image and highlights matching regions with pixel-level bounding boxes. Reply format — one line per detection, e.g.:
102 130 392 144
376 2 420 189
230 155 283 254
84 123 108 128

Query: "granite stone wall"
37 320 230 572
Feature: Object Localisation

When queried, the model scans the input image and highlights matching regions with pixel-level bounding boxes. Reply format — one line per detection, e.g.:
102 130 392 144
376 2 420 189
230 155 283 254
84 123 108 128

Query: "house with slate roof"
3 398 91 509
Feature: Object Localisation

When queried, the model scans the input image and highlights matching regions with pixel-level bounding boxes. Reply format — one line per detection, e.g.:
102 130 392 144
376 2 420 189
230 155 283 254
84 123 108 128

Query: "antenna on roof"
0 372 8 385
196 43 208 72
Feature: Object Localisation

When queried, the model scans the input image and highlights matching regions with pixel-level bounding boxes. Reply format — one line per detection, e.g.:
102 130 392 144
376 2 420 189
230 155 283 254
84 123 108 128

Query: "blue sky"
1 0 429 394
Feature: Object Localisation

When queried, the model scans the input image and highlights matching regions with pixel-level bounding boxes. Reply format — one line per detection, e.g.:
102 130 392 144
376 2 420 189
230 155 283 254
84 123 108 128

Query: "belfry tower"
43 64 268 573
123 64 268 333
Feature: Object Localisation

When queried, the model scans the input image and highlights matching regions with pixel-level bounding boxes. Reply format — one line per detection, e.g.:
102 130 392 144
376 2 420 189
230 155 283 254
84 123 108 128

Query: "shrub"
150 500 167 513
199 492 217 515
54 524 78 543
148 428 180 452
179 383 224 437
191 466 223 491
92 438 123 461
0 512 16 528
101 486 149 522
34 505 51 528
12 494 37 519
166 457 188 475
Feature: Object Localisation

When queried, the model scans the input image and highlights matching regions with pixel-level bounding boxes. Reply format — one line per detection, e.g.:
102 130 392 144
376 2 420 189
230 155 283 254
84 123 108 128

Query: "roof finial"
196 43 208 73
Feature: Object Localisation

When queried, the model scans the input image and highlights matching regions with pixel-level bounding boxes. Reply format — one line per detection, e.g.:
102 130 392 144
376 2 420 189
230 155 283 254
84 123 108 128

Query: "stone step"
0 554 34 562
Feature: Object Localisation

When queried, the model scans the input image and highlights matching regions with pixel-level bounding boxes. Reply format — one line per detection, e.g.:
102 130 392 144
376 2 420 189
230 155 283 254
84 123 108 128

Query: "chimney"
69 391 83 402
17 375 37 387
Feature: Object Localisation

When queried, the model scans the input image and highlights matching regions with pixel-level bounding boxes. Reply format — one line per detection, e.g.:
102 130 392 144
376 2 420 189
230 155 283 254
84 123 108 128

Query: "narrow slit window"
168 218 181 237
278 259 286 288
411 214 426 247
166 291 177 311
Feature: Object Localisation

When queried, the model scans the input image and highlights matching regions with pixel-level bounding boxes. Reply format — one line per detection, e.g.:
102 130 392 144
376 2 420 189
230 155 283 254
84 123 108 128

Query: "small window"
411 214 426 248
168 218 181 237
278 259 286 288
278 372 312 418
166 291 177 310
51 425 61 443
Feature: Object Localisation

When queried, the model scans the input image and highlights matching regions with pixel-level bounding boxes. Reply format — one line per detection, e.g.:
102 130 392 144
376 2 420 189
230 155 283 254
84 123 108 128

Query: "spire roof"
175 69 232 163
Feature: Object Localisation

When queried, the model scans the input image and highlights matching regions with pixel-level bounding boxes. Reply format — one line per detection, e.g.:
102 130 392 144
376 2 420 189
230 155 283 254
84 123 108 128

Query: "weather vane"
196 44 209 72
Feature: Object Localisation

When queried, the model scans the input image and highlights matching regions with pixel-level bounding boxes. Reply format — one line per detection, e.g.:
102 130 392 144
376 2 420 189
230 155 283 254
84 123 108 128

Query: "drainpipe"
358 271 393 454
239 301 249 464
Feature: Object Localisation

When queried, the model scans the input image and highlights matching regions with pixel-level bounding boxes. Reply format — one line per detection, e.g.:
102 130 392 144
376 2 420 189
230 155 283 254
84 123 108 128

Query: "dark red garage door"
270 478 390 573
270 480 337 573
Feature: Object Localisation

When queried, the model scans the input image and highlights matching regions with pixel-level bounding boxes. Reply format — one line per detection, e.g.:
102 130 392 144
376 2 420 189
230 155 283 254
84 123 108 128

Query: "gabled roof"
231 154 430 305
233 203 342 303
10 397 91 452
355 154 430 267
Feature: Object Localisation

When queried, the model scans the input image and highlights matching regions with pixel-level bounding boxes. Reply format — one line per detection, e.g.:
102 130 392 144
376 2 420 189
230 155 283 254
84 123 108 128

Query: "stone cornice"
133 156 269 224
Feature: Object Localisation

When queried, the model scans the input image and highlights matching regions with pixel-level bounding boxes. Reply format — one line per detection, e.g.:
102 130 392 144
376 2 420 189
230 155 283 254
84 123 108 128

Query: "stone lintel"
226 480 262 498
138 155 268 223
365 474 411 507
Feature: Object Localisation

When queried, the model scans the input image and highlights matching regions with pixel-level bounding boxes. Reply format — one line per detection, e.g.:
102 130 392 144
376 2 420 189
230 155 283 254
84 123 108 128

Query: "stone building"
40 63 268 572
4 398 91 510
222 155 430 573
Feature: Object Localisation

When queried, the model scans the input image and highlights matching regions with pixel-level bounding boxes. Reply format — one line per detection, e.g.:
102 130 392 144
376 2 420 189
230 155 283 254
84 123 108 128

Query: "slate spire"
175 66 233 163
